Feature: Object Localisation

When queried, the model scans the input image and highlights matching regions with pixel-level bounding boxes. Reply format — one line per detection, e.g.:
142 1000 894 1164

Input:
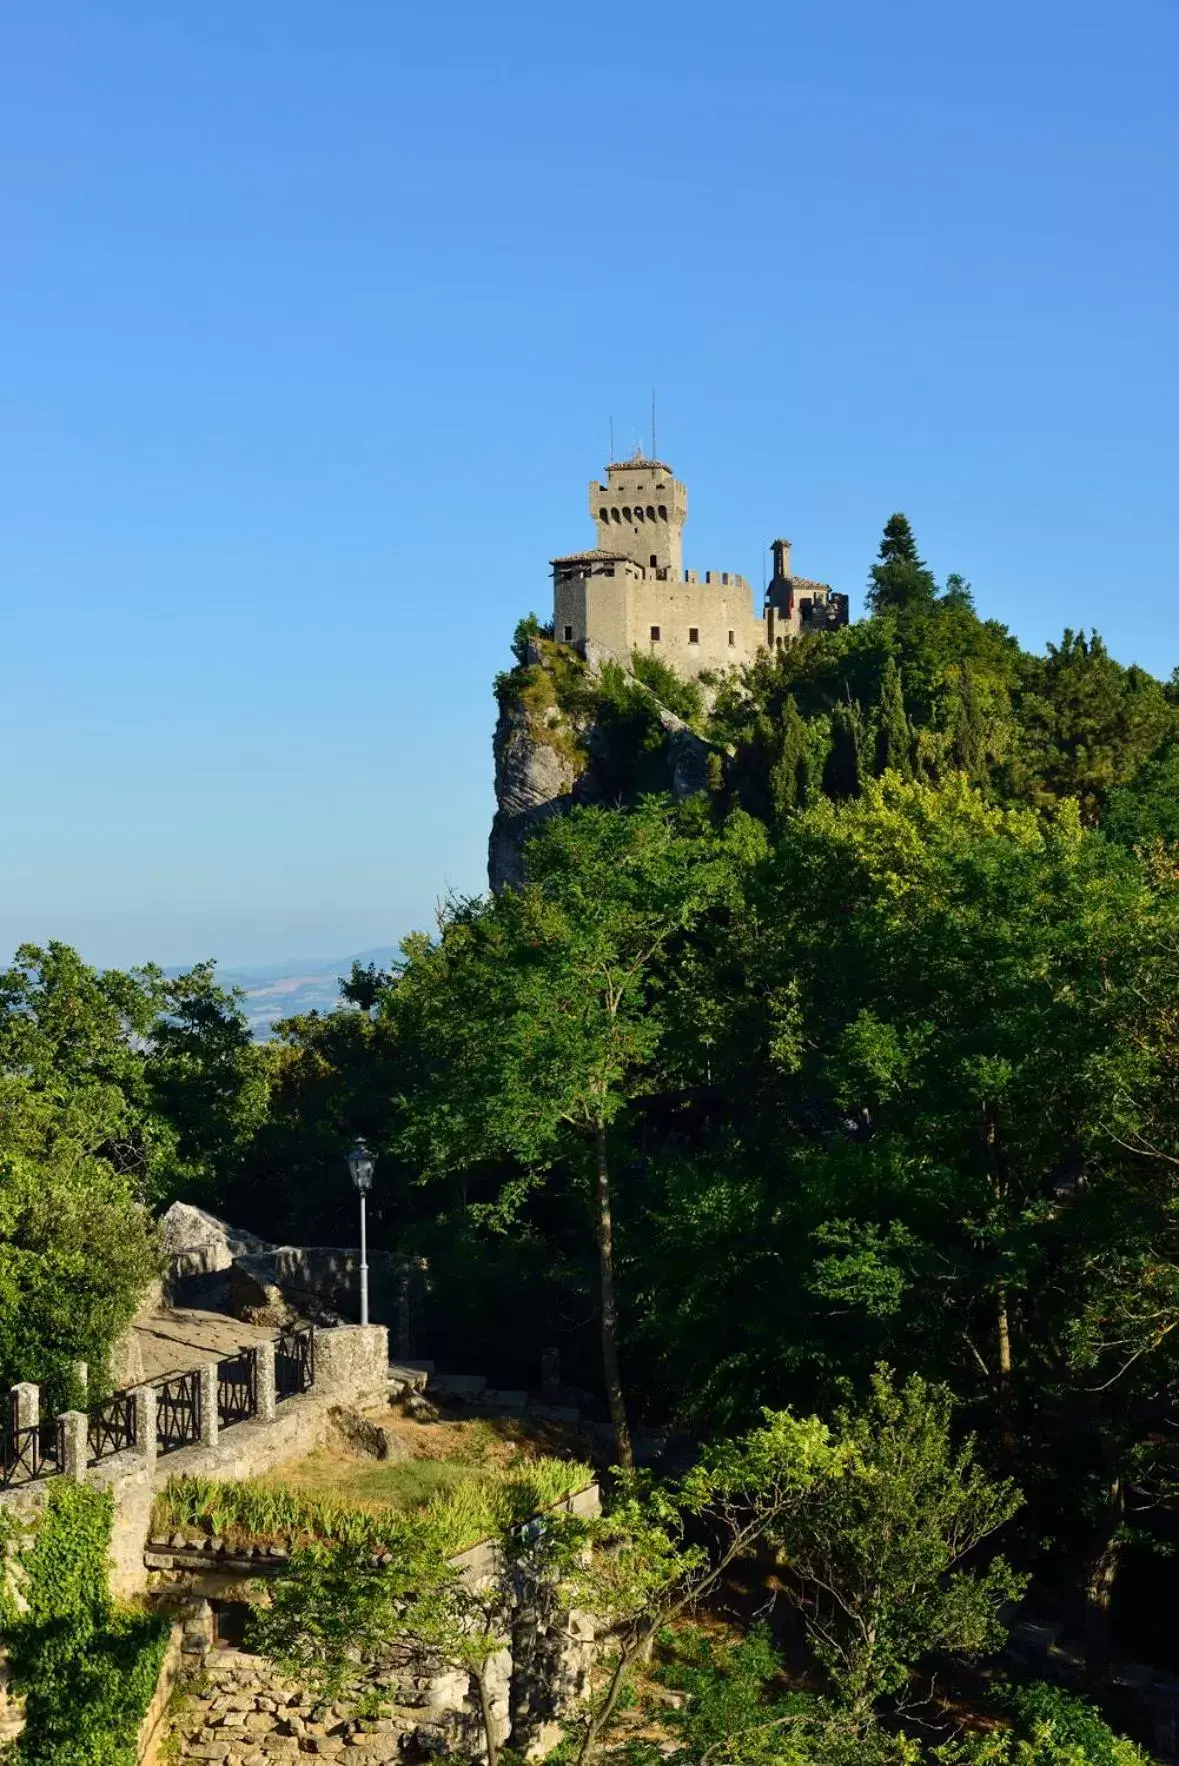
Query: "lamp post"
346 1139 375 1326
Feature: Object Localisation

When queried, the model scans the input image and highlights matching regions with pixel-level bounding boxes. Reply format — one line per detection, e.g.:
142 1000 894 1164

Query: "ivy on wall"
1 1481 170 1765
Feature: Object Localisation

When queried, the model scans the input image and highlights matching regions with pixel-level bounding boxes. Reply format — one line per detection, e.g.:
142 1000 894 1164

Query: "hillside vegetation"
5 513 1179 1760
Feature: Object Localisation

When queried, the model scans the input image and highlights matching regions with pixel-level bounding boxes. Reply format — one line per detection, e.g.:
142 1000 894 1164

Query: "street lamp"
346 1139 375 1326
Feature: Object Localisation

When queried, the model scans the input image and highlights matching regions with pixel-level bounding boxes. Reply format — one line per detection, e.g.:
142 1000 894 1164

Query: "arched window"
611 507 621 522
657 505 668 521
598 507 608 523
646 505 656 521
622 506 632 523
634 506 645 521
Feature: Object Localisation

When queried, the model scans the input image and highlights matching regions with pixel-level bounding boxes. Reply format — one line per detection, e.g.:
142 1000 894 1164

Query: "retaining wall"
160 1485 600 1765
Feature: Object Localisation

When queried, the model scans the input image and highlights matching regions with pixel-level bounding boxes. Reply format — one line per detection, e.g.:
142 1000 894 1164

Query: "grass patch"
275 1449 478 1511
152 1454 593 1559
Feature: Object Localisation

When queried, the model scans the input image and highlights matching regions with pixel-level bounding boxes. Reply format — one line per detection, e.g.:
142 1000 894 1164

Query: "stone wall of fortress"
554 561 766 677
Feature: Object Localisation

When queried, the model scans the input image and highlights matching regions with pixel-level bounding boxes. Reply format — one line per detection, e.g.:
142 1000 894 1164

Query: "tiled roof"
550 549 630 564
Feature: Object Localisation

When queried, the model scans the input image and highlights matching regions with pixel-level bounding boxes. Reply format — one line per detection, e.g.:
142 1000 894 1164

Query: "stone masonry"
552 450 848 680
161 1489 600 1765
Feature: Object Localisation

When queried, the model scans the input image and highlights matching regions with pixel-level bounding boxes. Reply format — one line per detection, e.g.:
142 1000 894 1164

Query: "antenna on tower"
651 389 657 461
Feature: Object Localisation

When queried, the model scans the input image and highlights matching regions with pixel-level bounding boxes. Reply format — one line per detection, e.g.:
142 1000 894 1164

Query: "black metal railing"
275 1325 314 1401
156 1369 201 1456
87 1392 137 1464
0 1420 63 1489
217 1348 257 1429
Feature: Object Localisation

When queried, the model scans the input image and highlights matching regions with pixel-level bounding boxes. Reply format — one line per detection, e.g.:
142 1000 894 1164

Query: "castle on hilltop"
551 451 848 679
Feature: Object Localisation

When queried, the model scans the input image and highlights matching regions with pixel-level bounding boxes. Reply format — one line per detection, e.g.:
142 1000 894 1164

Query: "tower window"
611 507 621 522
598 508 608 522
646 505 655 520
622 506 632 523
728 629 735 646
649 553 657 567
650 625 661 642
688 627 700 644
658 505 667 520
563 624 573 641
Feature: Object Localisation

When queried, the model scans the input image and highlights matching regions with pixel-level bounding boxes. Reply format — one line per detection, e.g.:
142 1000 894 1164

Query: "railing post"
255 1341 277 1424
132 1384 157 1468
60 1411 88 1482
198 1362 219 1449
10 1383 38 1433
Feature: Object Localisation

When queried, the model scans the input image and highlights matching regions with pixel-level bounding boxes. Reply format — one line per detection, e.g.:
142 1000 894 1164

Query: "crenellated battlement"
553 450 846 680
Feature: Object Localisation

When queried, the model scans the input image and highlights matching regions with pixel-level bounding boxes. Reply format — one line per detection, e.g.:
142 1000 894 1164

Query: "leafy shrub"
2 1481 170 1766
935 1683 1153 1766
630 649 704 724
511 612 554 666
655 1622 819 1764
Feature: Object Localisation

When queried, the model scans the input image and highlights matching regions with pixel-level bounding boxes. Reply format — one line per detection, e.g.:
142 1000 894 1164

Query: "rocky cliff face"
488 689 582 892
488 644 713 891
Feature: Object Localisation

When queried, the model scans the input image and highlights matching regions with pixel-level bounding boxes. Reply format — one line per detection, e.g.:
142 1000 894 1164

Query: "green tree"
1104 741 1179 846
784 1368 1023 1725
251 1524 524 1766
874 657 912 778
822 700 866 800
769 699 811 817
560 1408 841 1766
866 516 938 616
391 801 741 1465
1009 630 1173 822
946 664 988 781
0 1149 160 1405
0 941 263 1209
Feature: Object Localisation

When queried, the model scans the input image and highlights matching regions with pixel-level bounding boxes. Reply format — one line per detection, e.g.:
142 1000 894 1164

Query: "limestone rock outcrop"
488 690 581 892
488 645 713 892
160 1202 274 1279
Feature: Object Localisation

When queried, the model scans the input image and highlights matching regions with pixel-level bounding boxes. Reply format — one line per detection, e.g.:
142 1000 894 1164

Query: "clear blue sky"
1 1 1176 971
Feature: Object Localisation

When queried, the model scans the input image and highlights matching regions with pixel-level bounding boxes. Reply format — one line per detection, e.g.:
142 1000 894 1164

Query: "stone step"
1010 1618 1065 1653
388 1361 432 1393
429 1372 487 1398
483 1389 527 1412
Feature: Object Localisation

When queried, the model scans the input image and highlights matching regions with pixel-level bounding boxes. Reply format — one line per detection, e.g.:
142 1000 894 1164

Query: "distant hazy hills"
217 946 399 1040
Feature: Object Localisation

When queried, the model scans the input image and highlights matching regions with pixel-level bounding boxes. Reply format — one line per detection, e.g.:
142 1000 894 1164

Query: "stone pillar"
10 1383 39 1433
73 1361 88 1405
255 1340 277 1424
60 1410 88 1481
397 1269 412 1361
132 1383 157 1468
314 1324 389 1404
198 1362 219 1449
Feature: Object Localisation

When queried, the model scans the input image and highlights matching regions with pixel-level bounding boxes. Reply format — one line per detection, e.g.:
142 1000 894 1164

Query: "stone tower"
552 451 847 681
588 451 687 575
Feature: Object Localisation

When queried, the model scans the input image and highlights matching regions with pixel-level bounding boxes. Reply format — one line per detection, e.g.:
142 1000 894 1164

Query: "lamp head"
347 1138 375 1193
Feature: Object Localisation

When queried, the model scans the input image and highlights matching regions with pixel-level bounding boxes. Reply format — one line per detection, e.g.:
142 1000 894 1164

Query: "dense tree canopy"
0 943 264 1400
8 511 1179 1753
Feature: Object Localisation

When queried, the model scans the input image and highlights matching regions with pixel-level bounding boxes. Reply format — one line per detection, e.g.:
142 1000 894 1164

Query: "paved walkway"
123 1306 285 1386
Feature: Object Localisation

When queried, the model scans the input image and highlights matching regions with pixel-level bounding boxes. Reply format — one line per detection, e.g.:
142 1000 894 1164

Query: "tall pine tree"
867 514 939 615
875 656 913 777
947 664 988 781
769 699 810 818
823 700 866 800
